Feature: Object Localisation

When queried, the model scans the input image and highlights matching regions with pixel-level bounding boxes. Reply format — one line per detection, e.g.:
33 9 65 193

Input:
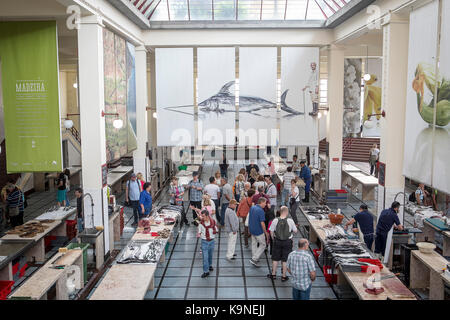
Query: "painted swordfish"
164 81 305 118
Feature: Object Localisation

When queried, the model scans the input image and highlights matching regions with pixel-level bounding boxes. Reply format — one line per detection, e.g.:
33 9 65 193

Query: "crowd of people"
161 156 317 300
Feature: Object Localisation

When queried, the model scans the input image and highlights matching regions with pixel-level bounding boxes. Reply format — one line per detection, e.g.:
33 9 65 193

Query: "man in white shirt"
265 175 277 209
268 206 298 281
281 167 296 207
303 62 319 116
204 176 221 212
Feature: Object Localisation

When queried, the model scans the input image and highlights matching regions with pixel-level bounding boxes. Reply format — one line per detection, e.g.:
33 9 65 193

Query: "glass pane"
262 0 285 20
285 0 307 20
150 0 169 20
214 0 236 20
168 0 189 20
190 0 212 20
306 0 326 19
323 0 339 13
238 0 261 20
315 0 334 17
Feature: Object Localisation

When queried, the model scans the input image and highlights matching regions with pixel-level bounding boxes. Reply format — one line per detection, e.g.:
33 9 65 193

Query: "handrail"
66 126 81 144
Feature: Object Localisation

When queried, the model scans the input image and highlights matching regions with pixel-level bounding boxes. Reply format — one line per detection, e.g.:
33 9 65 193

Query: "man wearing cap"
300 161 311 203
126 173 142 227
185 172 204 226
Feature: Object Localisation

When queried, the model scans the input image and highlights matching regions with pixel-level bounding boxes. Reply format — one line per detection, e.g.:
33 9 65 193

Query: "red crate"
12 263 19 276
313 249 321 262
0 281 14 300
323 266 337 284
66 219 77 240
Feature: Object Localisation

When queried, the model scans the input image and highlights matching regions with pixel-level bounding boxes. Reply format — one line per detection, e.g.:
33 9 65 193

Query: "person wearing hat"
185 171 203 226
224 199 239 261
126 173 142 227
299 161 312 203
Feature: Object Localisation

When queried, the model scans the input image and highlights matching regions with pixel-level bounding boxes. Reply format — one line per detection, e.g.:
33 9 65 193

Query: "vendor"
374 201 404 258
415 183 429 206
344 204 374 250
299 161 311 203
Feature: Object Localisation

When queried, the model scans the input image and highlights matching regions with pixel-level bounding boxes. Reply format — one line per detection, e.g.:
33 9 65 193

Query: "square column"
77 15 110 254
133 46 150 181
326 45 345 189
377 14 410 220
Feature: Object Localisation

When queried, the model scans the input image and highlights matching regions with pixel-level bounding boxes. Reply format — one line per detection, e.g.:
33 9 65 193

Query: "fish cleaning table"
419 219 450 256
0 239 34 281
300 208 415 300
9 249 83 300
345 171 378 201
89 263 156 300
410 250 449 300
1 220 64 263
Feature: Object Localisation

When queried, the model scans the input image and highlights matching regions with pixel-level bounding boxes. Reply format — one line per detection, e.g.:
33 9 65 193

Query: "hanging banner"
239 47 277 146
280 47 319 146
343 58 362 137
0 21 62 173
362 58 382 137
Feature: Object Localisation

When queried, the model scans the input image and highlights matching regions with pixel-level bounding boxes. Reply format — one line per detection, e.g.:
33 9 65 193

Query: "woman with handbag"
237 189 255 248
288 180 300 227
169 177 188 225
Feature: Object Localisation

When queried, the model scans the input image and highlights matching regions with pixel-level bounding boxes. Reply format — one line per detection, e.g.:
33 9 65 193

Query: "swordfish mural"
163 81 308 119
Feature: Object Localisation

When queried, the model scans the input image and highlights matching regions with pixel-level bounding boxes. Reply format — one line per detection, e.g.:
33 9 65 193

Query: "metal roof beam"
147 19 325 29
325 0 375 28
106 0 151 28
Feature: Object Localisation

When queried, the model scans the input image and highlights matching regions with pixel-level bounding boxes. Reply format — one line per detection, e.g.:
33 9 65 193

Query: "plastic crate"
0 281 14 300
358 258 383 273
323 266 338 284
12 263 19 276
18 263 28 278
313 249 321 262
66 243 90 284
66 219 77 240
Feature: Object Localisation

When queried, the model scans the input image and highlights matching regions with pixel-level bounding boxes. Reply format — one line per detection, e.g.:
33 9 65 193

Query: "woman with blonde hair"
136 172 145 190
239 168 248 182
214 171 222 185
233 174 245 202
194 194 217 224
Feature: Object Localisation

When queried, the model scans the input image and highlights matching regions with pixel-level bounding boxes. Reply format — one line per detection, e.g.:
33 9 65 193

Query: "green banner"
0 21 62 173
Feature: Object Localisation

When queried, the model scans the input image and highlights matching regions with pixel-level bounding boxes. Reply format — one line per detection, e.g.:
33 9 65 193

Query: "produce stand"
1 220 64 263
8 249 83 300
410 250 449 300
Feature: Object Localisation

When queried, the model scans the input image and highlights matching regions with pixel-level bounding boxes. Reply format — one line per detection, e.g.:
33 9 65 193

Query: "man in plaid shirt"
185 172 204 226
286 238 316 300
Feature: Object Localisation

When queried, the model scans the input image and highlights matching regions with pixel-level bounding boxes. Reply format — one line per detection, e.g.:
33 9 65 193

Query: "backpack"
408 192 416 202
274 218 291 241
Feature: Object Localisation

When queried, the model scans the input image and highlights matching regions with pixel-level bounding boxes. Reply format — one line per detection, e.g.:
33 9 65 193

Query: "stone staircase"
319 137 380 162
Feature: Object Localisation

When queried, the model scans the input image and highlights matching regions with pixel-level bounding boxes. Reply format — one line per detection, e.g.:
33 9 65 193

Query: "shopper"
185 171 203 226
292 155 301 177
126 173 142 227
56 172 67 207
374 201 404 258
415 183 428 206
238 168 248 182
344 204 374 250
169 177 188 226
214 171 222 185
248 197 269 267
267 209 281 256
197 209 218 278
136 172 145 190
237 189 255 248
6 183 24 227
224 199 239 261
204 176 221 211
233 174 245 203
287 238 316 300
75 188 84 232
139 182 152 218
253 175 267 192
369 144 380 176
197 194 217 224
64 168 71 207
246 160 260 176
220 177 233 226
267 206 298 281
300 161 311 203
289 180 300 226
219 154 229 178
1 182 11 227
281 167 296 206
243 182 251 197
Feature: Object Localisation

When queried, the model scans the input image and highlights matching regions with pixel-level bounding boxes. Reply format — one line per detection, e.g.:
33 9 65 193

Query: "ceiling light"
317 112 322 119
153 112 157 119
363 74 371 81
113 119 123 129
63 119 74 129
73 83 78 89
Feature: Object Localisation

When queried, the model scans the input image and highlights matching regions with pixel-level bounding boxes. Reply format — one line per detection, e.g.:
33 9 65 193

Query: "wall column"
326 45 345 189
377 14 409 220
133 46 150 181
77 15 110 254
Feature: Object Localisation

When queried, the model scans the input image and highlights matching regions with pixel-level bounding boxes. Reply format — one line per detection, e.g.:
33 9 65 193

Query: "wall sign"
0 21 62 172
